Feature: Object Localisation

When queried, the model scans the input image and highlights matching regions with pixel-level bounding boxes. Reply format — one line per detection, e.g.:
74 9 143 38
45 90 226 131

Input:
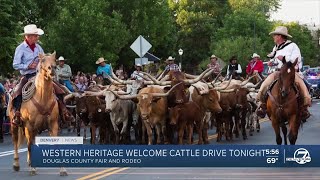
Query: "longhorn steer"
112 83 181 145
169 102 202 144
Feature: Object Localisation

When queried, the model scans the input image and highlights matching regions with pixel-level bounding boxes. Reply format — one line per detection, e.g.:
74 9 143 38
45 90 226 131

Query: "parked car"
302 65 310 72
306 76 320 99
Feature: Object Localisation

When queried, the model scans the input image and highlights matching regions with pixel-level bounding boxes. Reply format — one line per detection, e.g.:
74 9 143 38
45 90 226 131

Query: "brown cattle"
169 102 203 144
216 90 238 142
64 93 112 144
189 84 224 144
112 83 181 145
143 68 214 107
216 86 251 141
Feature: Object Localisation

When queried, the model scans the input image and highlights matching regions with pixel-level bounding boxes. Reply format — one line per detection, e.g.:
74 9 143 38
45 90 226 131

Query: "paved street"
0 100 319 180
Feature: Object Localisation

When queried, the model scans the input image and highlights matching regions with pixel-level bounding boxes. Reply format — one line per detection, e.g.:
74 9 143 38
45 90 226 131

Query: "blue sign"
31 145 320 167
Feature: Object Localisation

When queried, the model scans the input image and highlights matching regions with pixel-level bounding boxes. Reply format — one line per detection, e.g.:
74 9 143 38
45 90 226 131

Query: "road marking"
90 167 129 180
192 118 269 144
0 148 28 157
76 167 120 180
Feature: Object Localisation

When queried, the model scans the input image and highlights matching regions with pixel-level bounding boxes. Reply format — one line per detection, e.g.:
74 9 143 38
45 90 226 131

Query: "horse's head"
37 52 57 80
279 57 298 97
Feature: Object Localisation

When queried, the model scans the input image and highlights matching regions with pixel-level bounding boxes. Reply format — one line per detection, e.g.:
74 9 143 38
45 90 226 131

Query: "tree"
228 0 281 15
43 0 130 73
108 0 176 67
0 0 35 76
210 36 268 75
168 0 231 72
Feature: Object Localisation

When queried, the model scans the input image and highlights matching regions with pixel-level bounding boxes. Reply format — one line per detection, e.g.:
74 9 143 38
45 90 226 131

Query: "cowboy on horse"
256 26 311 122
11 24 70 127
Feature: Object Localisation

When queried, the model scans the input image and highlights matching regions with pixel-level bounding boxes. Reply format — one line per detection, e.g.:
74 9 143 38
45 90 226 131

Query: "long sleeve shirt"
165 64 181 72
13 41 44 75
96 64 112 77
207 63 221 75
227 64 242 76
56 64 72 81
131 70 144 80
269 41 302 71
246 60 264 74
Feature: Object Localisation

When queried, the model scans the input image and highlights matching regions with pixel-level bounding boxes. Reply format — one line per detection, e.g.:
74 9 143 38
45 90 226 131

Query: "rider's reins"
267 78 299 126
31 57 57 117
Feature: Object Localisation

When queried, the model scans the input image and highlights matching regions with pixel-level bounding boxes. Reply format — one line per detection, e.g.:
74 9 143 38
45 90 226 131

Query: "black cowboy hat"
229 56 237 63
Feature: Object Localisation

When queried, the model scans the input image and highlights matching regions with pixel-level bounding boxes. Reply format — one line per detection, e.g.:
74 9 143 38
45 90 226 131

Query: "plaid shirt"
207 63 221 75
165 64 181 72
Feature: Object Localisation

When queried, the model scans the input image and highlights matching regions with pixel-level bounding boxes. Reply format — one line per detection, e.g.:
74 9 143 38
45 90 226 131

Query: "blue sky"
270 0 320 25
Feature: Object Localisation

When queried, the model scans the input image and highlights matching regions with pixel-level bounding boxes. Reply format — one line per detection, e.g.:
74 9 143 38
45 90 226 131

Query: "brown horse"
8 52 67 175
266 57 301 145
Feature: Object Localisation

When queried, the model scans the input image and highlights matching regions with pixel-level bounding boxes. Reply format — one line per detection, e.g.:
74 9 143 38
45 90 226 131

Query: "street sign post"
130 35 152 64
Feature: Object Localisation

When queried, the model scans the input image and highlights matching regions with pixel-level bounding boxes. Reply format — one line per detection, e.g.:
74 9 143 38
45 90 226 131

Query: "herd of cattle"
62 69 263 145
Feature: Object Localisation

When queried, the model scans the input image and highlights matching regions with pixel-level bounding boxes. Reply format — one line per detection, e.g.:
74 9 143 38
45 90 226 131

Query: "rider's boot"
301 97 311 123
12 95 22 126
256 102 267 118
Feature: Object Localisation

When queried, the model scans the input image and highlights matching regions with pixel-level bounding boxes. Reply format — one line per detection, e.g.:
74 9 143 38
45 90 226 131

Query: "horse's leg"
50 114 68 176
281 124 288 145
24 127 36 175
271 117 282 145
288 116 299 145
12 124 20 171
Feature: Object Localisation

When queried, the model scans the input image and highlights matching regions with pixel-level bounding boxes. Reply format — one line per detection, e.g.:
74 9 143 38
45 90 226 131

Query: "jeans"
62 80 74 92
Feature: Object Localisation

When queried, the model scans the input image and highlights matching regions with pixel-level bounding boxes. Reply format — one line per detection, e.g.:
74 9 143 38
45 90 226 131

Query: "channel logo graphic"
286 148 312 165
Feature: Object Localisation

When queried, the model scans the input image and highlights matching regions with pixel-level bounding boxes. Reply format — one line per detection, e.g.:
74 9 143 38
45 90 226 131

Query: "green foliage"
0 0 35 75
43 0 130 73
108 0 176 66
228 0 281 15
169 0 231 72
211 37 268 70
1 0 319 76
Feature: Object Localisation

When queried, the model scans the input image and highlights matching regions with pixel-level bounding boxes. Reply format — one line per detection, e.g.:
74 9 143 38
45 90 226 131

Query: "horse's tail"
17 127 25 148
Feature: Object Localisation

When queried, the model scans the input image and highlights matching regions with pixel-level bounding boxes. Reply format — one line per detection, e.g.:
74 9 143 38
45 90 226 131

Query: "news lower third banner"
31 145 319 167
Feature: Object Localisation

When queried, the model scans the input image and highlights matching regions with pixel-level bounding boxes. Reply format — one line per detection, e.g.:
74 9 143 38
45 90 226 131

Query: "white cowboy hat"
210 54 217 59
269 26 292 38
20 24 44 36
251 53 260 58
165 56 175 62
95 57 106 64
136 63 142 67
58 56 66 61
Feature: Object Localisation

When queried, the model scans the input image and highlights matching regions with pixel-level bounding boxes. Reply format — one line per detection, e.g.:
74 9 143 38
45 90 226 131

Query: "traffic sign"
130 35 152 57
135 58 149 65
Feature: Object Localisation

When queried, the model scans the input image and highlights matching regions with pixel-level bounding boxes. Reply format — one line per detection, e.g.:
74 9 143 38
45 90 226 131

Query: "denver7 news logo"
286 148 312 165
